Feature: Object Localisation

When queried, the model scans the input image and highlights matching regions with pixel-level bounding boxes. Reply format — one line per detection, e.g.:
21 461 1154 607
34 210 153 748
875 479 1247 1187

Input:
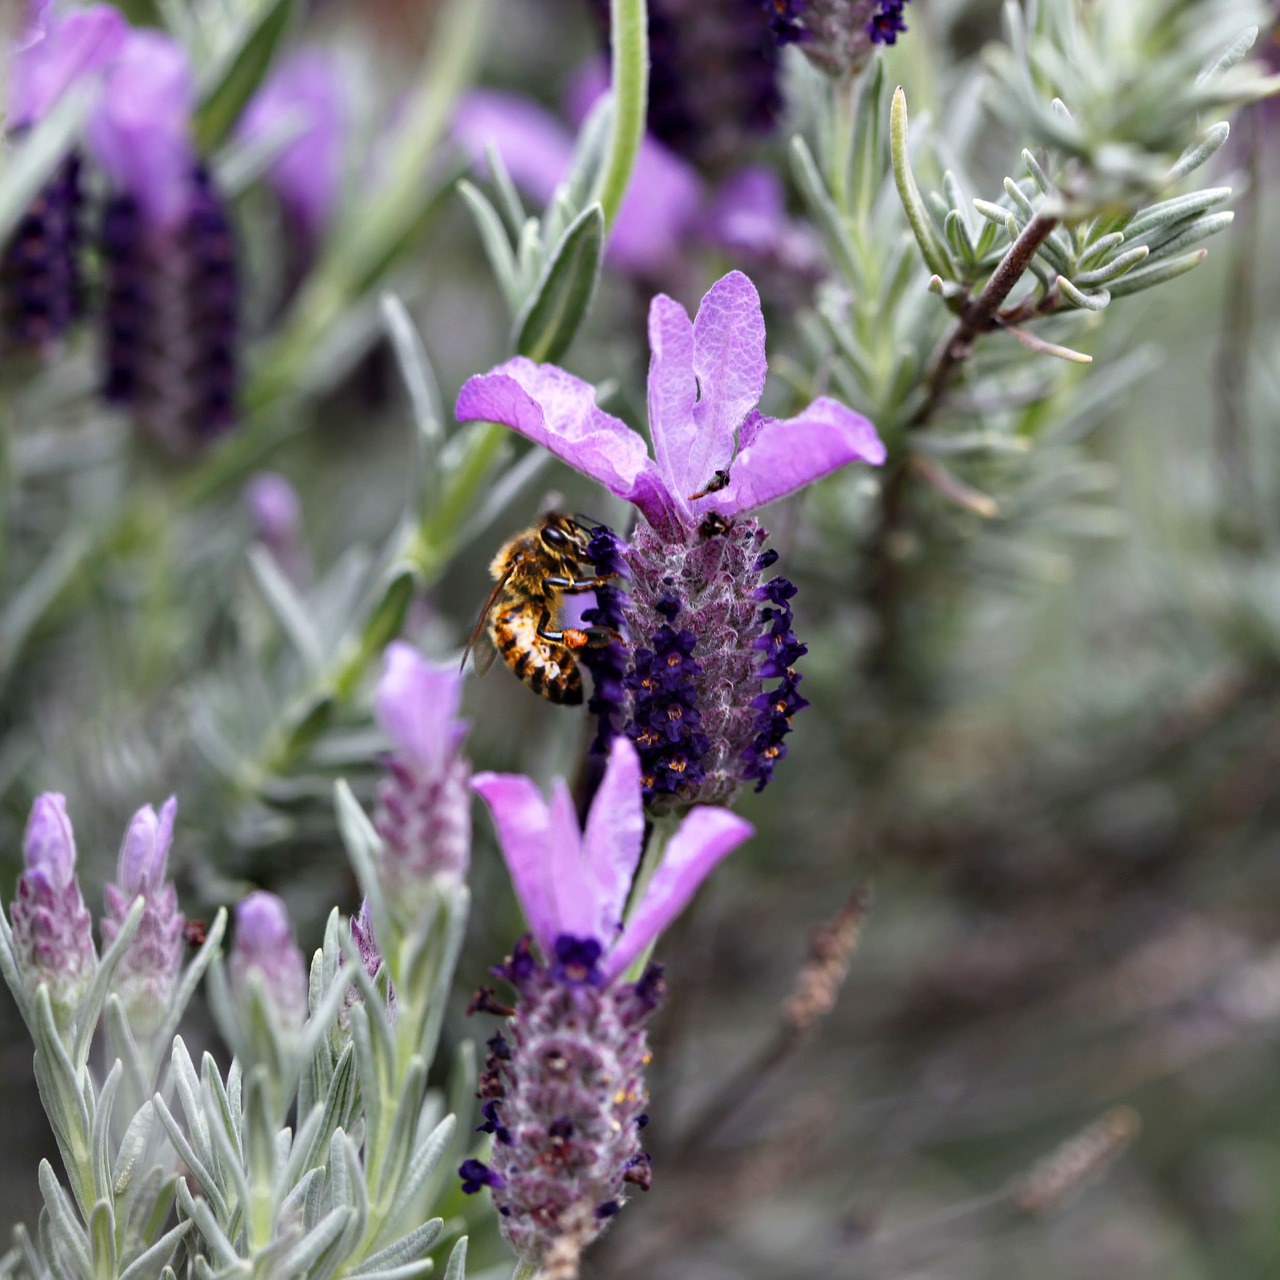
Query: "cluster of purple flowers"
762 0 912 74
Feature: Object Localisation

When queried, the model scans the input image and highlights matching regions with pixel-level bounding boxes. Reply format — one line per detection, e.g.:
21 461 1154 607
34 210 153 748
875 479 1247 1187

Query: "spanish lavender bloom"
2 4 126 350
766 0 912 75
10 794 95 1013
456 271 884 808
373 643 472 913
228 891 309 1032
89 32 238 451
464 736 752 1263
585 0 782 169
101 797 185 1035
236 51 345 258
244 471 312 584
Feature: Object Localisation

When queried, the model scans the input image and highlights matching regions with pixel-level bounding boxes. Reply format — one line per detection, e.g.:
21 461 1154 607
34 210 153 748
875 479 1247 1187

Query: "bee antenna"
573 510 605 529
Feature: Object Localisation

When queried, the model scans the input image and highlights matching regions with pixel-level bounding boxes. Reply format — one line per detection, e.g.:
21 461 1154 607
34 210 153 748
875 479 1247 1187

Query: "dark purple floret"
459 1158 506 1194
581 523 630 763
764 0 810 42
586 0 783 169
100 165 240 451
762 0 912 73
553 933 605 986
868 0 909 44
742 574 809 791
1 154 83 351
477 1099 513 1145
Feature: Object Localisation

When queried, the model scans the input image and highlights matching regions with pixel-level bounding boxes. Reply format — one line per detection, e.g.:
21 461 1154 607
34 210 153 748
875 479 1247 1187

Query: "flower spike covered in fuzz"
90 32 239 451
457 270 884 809
464 738 751 1265
102 797 185 1035
10 794 96 1014
766 0 912 76
228 892 308 1033
2 4 126 351
373 643 473 917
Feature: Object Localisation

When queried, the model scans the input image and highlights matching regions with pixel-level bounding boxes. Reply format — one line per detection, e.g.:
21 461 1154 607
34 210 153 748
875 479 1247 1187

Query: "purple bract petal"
545 779 597 942
237 50 345 239
472 771 560 958
9 4 126 128
580 736 646 943
605 806 753 982
375 642 466 774
712 396 886 518
455 359 650 500
23 792 76 889
88 31 194 229
645 293 697 525
117 796 177 897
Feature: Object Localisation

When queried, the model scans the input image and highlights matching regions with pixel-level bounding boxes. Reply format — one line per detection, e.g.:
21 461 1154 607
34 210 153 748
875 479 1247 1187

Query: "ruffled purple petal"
9 4 126 128
645 293 697 519
605 806 753 982
581 737 646 943
88 31 194 229
455 358 651 499
712 396 886 517
472 772 560 958
545 779 598 943
451 89 573 208
375 642 466 773
238 50 345 238
687 271 767 495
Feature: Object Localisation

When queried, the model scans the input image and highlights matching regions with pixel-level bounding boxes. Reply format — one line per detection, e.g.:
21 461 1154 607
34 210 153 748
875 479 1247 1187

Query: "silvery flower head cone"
89 32 238 450
228 891 308 1033
456 270 885 811
768 0 912 77
102 797 185 1036
463 738 752 1263
11 793 96 1013
373 643 472 916
3 4 126 350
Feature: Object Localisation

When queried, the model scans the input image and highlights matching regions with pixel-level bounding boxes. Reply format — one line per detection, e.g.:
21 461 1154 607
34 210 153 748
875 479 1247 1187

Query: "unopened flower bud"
229 891 308 1032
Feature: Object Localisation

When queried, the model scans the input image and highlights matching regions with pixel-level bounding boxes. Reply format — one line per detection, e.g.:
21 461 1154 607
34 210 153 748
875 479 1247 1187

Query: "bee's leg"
536 607 620 650
543 573 615 593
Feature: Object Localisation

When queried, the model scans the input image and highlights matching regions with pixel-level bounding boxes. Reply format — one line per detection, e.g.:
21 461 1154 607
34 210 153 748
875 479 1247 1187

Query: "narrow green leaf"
1123 187 1231 240
513 204 605 363
1070 244 1149 286
850 58 886 219
117 1221 191 1280
457 181 521 312
1055 276 1110 310
90 1200 116 1279
1196 26 1257 85
789 137 861 286
384 1116 456 1238
1105 248 1209 297
247 546 325 674
37 1162 92 1280
1167 122 1231 181
194 0 298 151
481 141 526 237
889 87 954 280
443 1238 467 1280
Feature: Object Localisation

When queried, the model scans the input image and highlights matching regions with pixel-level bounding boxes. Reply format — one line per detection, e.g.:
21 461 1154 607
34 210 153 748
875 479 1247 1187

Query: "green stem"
829 74 858 216
592 0 648 230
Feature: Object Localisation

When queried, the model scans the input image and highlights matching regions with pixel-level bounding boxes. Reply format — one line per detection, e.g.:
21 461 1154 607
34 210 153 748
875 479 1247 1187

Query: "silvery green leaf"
280 1166 325 1225
851 58 886 218
814 306 875 395
877 234 920 315
789 138 861 286
102 997 148 1107
195 0 300 150
116 1220 191 1280
279 1206 356 1280
340 932 395 1074
0 88 91 244
482 141 526 237
562 94 613 214
348 1005 382 1156
516 216 543 292
334 783 388 945
375 1057 427 1202
382 294 445 467
1105 248 1209 297
90 1061 123 1198
1055 276 1110 310
446 1041 477 1161
1071 245 1149 286
457 182 521 312
944 210 976 262
973 197 1011 227
72 894 144 1066
442 1237 467 1280
1003 176 1037 221
112 1101 155 1198
203 1082 252 1220
153 1098 228 1220
202 1053 241 1160
36 1164 90 1280
0 911 33 1031
248 546 325 674
175 1182 238 1269
1078 230 1125 266
89 1202 116 1280
513 203 605 363
32 991 91 1184
541 186 578 255
1167 122 1231 181
1141 210 1233 259
383 1116 456 1241
1196 26 1257 85
1022 149 1053 196
171 1041 211 1168
310 1044 360 1174
1122 187 1231 239
348 1265 434 1280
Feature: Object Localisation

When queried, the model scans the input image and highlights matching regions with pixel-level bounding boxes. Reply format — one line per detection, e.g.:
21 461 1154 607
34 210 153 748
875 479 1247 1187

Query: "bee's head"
539 513 588 556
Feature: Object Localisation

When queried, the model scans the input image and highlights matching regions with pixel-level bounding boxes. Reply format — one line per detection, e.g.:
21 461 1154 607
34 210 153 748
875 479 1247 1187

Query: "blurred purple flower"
237 50 345 246
229 891 309 1032
3 4 125 351
457 271 883 807
91 31 239 449
102 797 185 1035
244 471 311 584
473 736 751 983
10 793 95 1012
374 642 472 906
464 736 750 1261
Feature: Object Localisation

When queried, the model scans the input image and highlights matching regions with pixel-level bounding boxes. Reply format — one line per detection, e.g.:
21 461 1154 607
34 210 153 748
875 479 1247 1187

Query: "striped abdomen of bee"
490 602 584 705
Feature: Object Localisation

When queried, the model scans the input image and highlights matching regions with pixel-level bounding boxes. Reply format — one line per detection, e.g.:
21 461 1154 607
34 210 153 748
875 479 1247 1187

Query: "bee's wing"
460 557 521 679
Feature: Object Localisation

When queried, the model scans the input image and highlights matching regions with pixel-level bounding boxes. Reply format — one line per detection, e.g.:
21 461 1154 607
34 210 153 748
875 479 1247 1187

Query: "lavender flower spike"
10 793 95 1013
102 797 185 1035
457 270 884 808
373 642 472 913
229 892 309 1033
462 737 751 1264
90 31 239 449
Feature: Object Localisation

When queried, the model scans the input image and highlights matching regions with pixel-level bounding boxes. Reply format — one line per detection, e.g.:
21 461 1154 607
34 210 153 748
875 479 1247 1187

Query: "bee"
462 512 619 705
